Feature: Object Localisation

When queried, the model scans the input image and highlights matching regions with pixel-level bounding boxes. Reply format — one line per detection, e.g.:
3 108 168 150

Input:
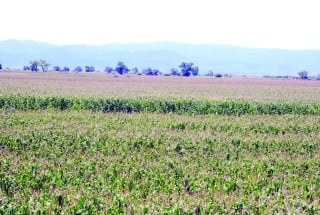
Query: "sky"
1 0 320 49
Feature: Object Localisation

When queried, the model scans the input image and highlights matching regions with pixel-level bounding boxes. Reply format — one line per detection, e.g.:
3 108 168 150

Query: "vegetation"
85 66 95 73
52 66 70 72
23 66 30 71
131 67 138 74
22 60 202 77
28 59 50 72
170 68 180 76
74 66 83 73
179 62 199 77
115 62 129 75
206 71 214 76
1 73 319 102
0 95 320 115
29 60 39 72
53 66 61 72
298 70 309 79
15 59 318 80
0 110 319 213
104 66 113 73
39 60 50 72
142 68 160 76
0 72 319 213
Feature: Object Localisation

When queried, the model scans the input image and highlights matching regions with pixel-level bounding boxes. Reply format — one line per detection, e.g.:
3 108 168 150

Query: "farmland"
1 72 320 102
0 72 320 214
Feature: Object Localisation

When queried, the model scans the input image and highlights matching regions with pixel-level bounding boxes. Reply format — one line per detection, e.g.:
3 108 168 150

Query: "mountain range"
1 39 320 76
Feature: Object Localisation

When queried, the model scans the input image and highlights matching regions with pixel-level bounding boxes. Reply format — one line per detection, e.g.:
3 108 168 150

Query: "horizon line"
1 38 320 51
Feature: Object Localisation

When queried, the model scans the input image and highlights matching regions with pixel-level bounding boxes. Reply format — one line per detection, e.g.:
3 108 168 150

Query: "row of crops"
0 111 319 213
1 95 320 115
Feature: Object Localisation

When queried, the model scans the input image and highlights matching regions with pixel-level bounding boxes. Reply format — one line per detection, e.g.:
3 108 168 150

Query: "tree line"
0 61 319 79
21 60 200 77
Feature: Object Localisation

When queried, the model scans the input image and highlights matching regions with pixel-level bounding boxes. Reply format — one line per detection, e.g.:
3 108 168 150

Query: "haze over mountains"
1 39 320 76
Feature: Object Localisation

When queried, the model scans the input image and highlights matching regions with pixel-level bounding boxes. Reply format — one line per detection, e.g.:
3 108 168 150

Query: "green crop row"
0 95 320 115
1 111 319 213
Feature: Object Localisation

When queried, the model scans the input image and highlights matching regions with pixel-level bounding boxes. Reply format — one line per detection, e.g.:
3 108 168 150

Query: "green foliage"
0 75 319 213
0 95 319 115
0 111 319 213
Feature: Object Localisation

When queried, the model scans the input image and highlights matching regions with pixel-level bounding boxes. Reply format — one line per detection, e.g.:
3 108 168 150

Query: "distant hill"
1 39 320 76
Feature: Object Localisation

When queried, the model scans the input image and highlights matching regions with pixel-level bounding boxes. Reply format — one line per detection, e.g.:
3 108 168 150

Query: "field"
1 72 320 102
0 72 320 214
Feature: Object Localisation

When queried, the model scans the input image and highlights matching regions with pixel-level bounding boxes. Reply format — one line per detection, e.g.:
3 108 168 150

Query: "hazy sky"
1 0 320 49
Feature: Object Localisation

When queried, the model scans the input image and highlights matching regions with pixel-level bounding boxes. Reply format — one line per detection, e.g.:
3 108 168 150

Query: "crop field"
1 72 320 102
0 72 320 214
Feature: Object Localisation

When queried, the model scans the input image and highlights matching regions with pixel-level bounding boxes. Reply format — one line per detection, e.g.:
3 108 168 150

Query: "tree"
115 62 129 75
206 71 214 76
131 67 138 74
63 67 70 72
214 73 222 78
179 62 199 77
179 62 191 76
143 68 153 75
0 64 2 70
29 59 50 72
39 59 50 72
191 66 199 76
170 68 180 76
53 66 61 72
142 68 160 76
85 66 95 72
298 70 308 79
153 69 160 76
23 66 30 71
29 60 40 72
74 66 83 72
142 68 151 75
104 66 113 73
